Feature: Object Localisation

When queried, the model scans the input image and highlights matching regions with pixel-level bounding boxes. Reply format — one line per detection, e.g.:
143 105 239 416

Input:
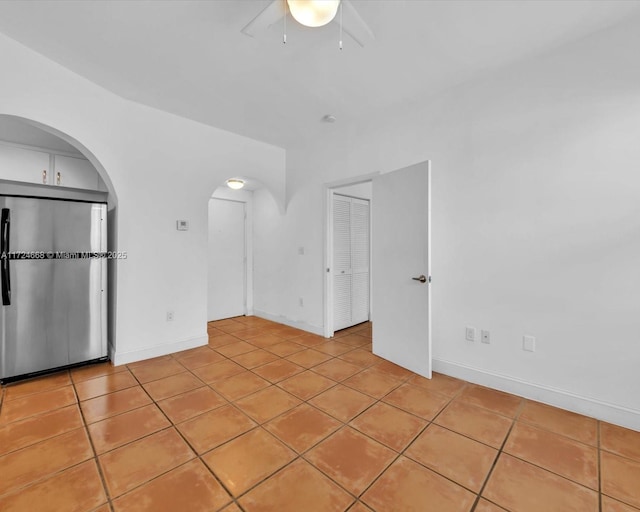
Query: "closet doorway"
326 181 372 335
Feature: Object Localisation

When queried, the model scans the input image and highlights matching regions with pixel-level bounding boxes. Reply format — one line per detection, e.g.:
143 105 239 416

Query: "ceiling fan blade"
338 0 375 47
241 0 286 38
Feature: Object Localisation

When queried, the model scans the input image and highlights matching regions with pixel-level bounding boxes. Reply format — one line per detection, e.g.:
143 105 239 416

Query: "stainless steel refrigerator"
1 195 107 383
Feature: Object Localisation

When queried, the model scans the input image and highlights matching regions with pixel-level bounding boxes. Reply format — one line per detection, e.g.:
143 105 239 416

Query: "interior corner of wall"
266 183 287 215
278 195 287 215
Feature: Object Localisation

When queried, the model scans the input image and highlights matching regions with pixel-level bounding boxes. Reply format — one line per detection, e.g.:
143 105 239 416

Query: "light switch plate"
523 335 536 352
176 220 189 231
465 327 475 342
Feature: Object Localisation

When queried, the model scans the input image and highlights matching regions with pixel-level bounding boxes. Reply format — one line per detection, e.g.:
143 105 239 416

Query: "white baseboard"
433 357 640 432
253 309 324 337
111 334 207 366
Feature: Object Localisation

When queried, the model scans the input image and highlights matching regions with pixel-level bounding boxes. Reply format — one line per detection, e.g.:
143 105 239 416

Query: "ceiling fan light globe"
287 0 340 28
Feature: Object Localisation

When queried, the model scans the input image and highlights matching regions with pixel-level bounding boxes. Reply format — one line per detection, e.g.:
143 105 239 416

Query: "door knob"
412 275 427 283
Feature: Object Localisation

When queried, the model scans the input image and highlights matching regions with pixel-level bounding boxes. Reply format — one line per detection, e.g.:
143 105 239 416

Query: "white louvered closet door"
333 195 352 331
333 194 370 331
351 198 370 325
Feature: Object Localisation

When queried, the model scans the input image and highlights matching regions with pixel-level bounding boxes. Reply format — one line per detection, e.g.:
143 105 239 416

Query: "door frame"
208 194 253 320
323 173 377 338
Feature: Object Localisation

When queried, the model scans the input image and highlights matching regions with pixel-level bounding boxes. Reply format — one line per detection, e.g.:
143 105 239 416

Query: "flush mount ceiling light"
226 179 245 190
286 0 340 28
241 0 374 48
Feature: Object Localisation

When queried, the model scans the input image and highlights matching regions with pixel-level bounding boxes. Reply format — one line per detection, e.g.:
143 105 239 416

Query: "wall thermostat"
176 220 189 231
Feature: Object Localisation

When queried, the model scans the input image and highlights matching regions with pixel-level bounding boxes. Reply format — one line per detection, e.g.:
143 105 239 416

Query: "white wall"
253 18 640 428
0 32 286 364
252 185 326 333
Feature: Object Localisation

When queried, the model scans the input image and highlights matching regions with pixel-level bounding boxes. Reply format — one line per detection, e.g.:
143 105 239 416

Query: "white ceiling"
0 0 639 150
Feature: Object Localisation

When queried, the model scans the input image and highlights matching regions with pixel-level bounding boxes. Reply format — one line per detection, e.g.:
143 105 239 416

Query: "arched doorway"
0 114 119 369
206 176 283 323
207 178 254 322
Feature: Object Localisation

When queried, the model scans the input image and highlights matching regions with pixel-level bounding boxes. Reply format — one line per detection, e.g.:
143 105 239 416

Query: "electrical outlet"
465 326 476 342
298 297 304 307
166 311 174 321
481 330 490 344
523 335 536 352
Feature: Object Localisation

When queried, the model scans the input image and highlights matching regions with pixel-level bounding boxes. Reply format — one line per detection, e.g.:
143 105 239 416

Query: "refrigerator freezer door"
0 196 107 380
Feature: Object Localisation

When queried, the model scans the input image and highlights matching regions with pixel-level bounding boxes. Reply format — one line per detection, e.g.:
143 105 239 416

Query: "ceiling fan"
241 0 374 47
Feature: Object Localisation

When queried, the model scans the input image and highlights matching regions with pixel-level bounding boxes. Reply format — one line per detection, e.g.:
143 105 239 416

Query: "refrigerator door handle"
1 208 10 305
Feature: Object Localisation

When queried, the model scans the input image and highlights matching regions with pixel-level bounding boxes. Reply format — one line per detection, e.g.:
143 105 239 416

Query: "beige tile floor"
1 317 639 511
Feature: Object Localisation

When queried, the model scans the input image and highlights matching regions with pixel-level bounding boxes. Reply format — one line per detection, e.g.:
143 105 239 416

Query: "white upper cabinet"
53 154 100 190
0 141 103 191
0 143 49 185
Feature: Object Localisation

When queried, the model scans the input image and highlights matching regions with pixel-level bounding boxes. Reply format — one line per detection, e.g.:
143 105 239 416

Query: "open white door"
372 161 431 377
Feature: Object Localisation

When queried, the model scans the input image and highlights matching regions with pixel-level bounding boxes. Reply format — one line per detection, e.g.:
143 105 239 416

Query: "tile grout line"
70 372 115 512
126 361 244 511
440 395 605 499
396 385 490 498
106 366 180 509
513 415 600 446
0 405 85 458
0 373 112 504
351 384 465 507
421 386 525 454
193 371 343 510
468 396 527 512
113 365 242 512
598 420 602 512
166 340 337 512
499 448 602 495
353 429 425 507
0 385 5 415
296 415 396 507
